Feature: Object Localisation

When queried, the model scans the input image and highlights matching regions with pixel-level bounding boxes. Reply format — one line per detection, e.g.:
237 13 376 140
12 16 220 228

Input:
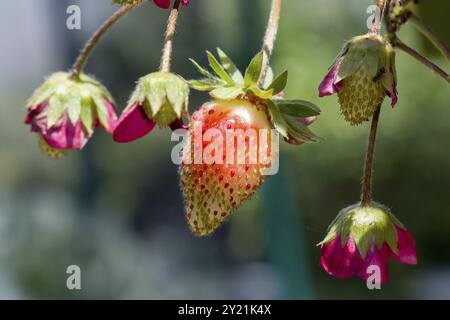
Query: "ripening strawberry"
180 99 275 236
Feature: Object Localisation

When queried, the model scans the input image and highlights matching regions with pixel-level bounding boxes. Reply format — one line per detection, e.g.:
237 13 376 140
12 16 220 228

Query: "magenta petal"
100 100 118 133
169 118 188 131
28 104 89 150
43 115 89 150
320 236 362 279
25 104 45 124
358 245 390 284
113 104 156 143
318 58 342 97
388 82 398 106
392 227 417 265
154 0 170 8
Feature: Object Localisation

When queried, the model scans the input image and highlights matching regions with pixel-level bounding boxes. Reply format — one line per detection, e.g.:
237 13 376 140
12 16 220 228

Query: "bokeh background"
1 0 449 299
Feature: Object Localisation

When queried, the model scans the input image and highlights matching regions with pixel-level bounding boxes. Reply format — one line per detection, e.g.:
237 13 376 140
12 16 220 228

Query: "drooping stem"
371 0 388 34
394 38 450 83
160 0 182 72
257 0 283 87
70 2 143 80
361 106 381 207
409 13 450 63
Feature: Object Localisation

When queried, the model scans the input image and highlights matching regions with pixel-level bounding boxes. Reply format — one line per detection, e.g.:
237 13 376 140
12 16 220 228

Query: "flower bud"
319 203 417 284
25 72 117 158
113 72 189 143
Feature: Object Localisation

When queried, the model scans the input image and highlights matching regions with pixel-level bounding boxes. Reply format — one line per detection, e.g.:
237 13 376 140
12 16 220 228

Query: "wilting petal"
318 58 343 97
358 244 390 284
25 104 45 124
113 103 156 143
100 100 118 133
154 0 170 8
386 82 398 106
391 227 417 265
320 236 362 279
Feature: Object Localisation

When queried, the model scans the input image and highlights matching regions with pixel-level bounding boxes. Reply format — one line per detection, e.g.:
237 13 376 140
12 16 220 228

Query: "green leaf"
206 51 234 85
268 70 288 95
275 99 321 117
266 100 288 138
67 95 82 125
210 87 244 100
248 85 274 100
189 58 215 79
336 49 365 82
80 97 94 134
244 51 263 87
93 95 109 129
47 95 66 128
217 48 244 84
188 79 220 91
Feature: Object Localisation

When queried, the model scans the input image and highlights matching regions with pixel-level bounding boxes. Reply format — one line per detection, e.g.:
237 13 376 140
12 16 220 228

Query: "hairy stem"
160 0 181 72
70 2 143 80
394 38 450 83
409 13 450 63
257 0 283 87
361 106 381 207
371 0 388 34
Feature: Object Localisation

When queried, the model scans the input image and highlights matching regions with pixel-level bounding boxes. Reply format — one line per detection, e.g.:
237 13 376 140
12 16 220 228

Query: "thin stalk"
394 38 450 83
160 0 182 72
70 2 143 80
361 106 382 207
371 0 388 34
409 13 450 63
257 0 283 87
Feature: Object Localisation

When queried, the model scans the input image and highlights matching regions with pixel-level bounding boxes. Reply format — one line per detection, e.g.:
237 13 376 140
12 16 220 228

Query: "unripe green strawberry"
180 99 275 236
319 33 398 125
337 67 385 125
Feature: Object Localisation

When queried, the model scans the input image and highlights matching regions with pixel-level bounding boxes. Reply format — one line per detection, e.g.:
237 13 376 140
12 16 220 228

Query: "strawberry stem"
361 105 381 207
70 1 143 80
394 38 450 83
408 13 450 63
371 0 387 34
257 0 283 87
160 0 182 73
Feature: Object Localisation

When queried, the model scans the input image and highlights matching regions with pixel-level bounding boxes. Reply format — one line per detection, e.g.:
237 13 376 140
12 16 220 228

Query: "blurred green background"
0 0 449 299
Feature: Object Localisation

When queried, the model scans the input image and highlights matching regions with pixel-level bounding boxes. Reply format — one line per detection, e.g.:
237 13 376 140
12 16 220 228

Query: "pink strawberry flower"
154 0 190 9
319 203 417 284
113 72 189 143
25 72 117 158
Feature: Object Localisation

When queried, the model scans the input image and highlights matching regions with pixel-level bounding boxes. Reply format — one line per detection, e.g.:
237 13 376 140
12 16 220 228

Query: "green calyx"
189 48 321 144
319 203 406 259
27 72 114 134
112 0 143 6
129 72 189 128
337 33 397 97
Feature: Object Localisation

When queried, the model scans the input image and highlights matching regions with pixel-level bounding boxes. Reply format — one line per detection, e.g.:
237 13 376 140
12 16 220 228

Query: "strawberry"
182 49 320 236
180 99 274 236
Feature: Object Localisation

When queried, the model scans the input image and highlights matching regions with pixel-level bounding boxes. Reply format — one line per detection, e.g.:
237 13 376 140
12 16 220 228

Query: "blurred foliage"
0 0 449 299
